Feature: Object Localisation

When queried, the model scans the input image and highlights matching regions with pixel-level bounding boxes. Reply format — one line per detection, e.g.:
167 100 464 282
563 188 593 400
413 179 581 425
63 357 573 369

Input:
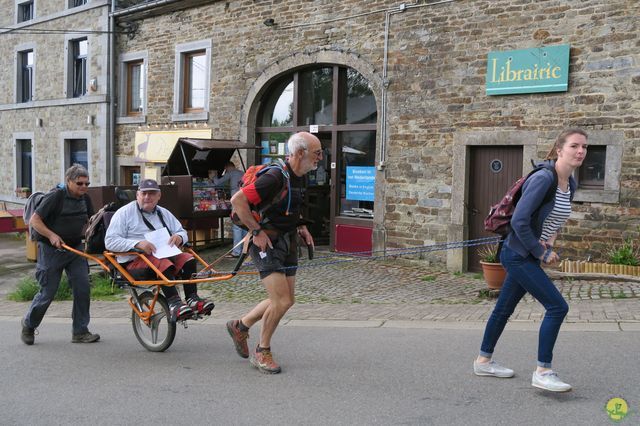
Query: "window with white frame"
16 139 33 190
69 38 88 98
173 40 211 121
17 0 33 23
17 49 33 103
69 0 87 7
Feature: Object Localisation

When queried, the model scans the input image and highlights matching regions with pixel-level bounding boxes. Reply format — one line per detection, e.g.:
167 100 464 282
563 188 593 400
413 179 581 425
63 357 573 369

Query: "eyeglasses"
309 149 323 157
75 181 90 186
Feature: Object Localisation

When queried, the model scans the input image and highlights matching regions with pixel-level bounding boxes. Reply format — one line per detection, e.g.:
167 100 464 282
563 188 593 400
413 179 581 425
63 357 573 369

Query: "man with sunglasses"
226 132 320 374
21 164 100 345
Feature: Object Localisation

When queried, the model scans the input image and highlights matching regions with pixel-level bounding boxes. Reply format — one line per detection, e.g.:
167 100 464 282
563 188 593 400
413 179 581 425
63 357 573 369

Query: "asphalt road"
1 318 638 426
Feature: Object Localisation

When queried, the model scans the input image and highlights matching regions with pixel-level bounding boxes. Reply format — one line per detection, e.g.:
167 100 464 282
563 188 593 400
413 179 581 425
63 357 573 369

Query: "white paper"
144 227 181 259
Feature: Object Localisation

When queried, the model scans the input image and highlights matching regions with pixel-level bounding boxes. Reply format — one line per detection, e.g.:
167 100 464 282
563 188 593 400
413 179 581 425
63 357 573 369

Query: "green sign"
486 45 570 95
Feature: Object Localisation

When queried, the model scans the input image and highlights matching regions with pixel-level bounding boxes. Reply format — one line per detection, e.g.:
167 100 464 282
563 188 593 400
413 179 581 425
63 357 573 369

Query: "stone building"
6 0 638 272
0 0 112 206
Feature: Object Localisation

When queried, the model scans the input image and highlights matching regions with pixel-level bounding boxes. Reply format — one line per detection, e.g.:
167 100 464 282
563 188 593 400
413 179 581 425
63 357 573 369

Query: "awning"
162 138 261 177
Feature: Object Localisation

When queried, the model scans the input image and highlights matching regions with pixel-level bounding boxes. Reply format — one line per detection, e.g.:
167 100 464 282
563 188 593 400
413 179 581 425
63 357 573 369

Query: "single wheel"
131 291 176 352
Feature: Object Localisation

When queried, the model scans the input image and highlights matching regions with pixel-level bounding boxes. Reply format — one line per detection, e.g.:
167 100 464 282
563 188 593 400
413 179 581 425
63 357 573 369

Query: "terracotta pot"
480 261 507 289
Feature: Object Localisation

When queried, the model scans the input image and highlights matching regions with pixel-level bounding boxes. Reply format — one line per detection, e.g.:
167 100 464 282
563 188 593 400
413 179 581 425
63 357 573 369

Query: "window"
118 52 147 123
69 0 86 7
16 139 33 190
17 50 33 103
571 130 623 204
299 67 334 125
66 139 88 170
339 131 376 218
183 50 206 112
259 78 293 127
578 145 606 189
255 64 378 246
126 60 144 115
173 40 211 121
71 39 88 97
17 1 33 23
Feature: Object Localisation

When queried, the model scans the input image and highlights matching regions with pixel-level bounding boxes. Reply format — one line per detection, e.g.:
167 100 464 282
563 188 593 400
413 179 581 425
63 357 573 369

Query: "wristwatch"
251 228 262 237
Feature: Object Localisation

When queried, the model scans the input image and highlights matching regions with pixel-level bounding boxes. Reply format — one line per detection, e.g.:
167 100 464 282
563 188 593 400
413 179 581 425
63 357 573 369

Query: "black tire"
131 291 176 352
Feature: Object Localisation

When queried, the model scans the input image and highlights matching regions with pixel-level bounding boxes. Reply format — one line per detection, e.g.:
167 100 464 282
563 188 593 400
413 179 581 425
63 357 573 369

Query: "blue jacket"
504 161 576 259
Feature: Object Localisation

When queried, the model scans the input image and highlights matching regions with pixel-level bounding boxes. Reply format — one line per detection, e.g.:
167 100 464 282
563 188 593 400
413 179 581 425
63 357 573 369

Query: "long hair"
544 128 588 160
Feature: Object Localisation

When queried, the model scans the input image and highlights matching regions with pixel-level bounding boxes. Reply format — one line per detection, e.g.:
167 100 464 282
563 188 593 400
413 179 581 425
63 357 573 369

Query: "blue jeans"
479 244 568 368
232 224 247 256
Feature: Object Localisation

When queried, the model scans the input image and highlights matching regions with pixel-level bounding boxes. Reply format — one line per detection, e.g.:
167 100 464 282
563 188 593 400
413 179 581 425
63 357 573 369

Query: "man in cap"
105 179 214 321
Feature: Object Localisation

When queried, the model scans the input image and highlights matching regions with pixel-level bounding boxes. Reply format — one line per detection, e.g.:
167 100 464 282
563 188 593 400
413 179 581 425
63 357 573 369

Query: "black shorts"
249 232 298 279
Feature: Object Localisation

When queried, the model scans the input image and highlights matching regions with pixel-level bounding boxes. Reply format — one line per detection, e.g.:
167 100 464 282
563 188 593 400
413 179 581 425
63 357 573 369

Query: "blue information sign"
346 166 375 202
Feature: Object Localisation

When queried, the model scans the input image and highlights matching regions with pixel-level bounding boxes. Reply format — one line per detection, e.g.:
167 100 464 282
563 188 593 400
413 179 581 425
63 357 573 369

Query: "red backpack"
230 158 291 229
484 166 557 237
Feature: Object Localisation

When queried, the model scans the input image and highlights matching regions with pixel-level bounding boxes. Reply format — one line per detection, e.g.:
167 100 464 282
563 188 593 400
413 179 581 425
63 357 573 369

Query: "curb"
1 315 639 332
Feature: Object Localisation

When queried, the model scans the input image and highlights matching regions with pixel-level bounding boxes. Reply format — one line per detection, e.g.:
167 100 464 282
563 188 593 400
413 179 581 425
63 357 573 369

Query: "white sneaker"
473 360 515 378
532 370 572 392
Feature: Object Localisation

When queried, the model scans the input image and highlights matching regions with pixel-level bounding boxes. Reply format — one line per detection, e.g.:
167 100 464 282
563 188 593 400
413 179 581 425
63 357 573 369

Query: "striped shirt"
540 186 572 241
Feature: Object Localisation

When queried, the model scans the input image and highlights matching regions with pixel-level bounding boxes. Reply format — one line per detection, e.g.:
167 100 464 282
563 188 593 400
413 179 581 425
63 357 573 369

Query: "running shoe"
250 346 281 374
532 370 572 392
473 360 515 378
169 301 193 323
187 295 215 315
226 320 249 358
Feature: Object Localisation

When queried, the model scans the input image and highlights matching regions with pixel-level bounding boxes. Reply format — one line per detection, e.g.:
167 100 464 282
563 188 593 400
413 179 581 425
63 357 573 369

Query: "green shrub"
608 239 640 266
90 272 125 301
8 274 71 301
477 244 500 263
7 273 124 302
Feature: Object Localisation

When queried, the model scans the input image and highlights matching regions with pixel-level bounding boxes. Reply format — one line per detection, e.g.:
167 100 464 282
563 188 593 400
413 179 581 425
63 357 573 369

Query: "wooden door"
467 146 522 271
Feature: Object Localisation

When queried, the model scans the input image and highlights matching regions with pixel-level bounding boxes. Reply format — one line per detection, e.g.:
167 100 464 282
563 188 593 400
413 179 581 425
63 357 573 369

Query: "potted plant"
15 187 31 199
478 244 506 289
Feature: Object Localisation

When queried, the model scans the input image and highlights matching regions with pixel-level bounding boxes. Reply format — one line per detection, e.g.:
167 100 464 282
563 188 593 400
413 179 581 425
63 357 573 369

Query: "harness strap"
137 206 171 235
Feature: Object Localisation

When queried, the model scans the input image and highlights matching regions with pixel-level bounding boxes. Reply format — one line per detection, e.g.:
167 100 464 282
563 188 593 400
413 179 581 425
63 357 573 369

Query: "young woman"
473 129 587 392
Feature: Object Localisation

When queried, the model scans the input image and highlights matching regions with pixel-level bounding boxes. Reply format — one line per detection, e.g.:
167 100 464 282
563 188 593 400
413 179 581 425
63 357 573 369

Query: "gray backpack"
23 189 65 241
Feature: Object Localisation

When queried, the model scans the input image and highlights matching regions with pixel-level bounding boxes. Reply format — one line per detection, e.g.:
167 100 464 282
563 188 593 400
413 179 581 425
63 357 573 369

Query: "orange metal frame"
62 244 255 326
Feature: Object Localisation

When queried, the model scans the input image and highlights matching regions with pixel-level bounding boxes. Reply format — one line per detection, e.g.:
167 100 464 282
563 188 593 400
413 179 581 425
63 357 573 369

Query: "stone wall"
114 0 640 265
0 2 110 204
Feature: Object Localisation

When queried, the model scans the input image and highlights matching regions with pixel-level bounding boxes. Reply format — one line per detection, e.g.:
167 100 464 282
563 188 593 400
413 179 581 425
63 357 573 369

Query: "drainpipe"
379 0 455 169
107 0 116 184
376 0 455 256
379 5 407 170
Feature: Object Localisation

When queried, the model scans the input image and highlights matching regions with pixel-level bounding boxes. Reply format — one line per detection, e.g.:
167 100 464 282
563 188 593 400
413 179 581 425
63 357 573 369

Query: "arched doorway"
256 65 377 250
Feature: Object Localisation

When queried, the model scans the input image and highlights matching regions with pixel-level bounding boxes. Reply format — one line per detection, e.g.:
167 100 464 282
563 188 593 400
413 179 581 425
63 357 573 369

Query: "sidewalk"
2 233 639 327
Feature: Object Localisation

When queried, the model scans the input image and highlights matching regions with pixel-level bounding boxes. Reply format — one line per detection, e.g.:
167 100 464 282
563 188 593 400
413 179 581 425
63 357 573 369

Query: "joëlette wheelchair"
63 243 253 352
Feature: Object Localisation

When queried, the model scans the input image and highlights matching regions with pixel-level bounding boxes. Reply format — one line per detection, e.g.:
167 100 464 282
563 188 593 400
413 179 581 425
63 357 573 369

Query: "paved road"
1 317 638 425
